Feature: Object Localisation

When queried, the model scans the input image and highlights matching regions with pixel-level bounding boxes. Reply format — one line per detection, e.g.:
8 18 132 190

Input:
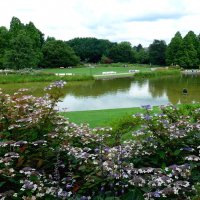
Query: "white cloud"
0 0 200 46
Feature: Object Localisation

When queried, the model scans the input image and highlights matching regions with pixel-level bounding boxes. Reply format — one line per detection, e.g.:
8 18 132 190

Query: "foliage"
67 37 114 63
135 49 149 65
0 26 9 69
134 44 150 64
101 55 113 64
166 31 183 66
2 17 200 69
149 40 167 66
0 83 200 199
41 38 80 68
1 17 44 70
3 30 42 70
166 31 200 69
177 31 199 69
109 42 136 63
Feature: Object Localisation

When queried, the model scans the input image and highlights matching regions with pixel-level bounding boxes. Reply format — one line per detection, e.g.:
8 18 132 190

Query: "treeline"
0 17 200 69
0 17 80 70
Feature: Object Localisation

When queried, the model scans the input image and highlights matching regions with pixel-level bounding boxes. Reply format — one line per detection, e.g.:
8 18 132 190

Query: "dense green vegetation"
1 17 200 70
149 40 167 65
1 17 44 69
67 37 114 63
166 31 200 68
41 38 80 68
0 17 79 69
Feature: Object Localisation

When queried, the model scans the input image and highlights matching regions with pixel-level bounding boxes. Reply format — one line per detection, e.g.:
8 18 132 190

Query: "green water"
1 75 200 111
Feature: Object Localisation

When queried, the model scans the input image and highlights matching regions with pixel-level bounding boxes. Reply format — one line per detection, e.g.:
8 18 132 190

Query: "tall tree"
134 44 149 64
109 42 136 63
134 44 143 52
67 37 113 63
9 17 24 36
166 31 183 66
24 22 44 65
177 31 199 68
197 34 200 59
149 40 167 65
41 39 80 68
2 17 44 69
25 22 44 48
0 26 9 69
3 30 41 69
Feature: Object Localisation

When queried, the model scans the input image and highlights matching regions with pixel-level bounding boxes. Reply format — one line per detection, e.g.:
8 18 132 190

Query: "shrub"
0 84 199 199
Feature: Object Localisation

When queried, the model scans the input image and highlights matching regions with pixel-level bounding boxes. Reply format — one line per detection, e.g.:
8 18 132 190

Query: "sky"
0 0 200 47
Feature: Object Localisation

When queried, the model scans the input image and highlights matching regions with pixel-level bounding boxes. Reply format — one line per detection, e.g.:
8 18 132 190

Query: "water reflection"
1 75 199 111
63 79 131 97
58 75 200 111
148 75 200 105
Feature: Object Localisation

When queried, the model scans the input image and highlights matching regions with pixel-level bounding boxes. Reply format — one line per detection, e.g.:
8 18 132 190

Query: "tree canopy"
109 42 136 63
149 40 167 65
1 16 200 69
3 30 41 69
40 39 80 68
1 17 43 69
134 44 149 64
166 31 183 66
0 26 9 68
67 37 113 63
0 17 81 69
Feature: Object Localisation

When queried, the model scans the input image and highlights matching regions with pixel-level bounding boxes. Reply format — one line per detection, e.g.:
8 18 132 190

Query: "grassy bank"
135 69 180 78
43 64 152 75
61 103 199 127
41 66 181 80
60 106 160 127
0 65 180 84
0 73 93 84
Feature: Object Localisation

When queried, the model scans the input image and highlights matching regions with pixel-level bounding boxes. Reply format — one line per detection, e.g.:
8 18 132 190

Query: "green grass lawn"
0 74 93 84
1 64 180 84
61 103 199 128
60 106 160 127
43 64 152 76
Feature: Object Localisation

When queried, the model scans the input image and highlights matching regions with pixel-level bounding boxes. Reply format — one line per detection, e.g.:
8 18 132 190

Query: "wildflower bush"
0 81 200 199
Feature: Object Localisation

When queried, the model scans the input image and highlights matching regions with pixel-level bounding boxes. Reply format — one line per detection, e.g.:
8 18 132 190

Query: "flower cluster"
0 85 200 199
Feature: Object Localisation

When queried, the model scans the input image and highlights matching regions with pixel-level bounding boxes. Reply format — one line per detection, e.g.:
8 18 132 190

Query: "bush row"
0 81 199 199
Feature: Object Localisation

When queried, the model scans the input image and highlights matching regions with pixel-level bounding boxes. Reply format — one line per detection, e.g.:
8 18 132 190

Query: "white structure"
182 69 200 75
102 71 117 75
55 73 73 76
129 70 140 73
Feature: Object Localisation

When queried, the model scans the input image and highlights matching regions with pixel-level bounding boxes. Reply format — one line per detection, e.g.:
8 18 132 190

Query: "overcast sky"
0 0 200 46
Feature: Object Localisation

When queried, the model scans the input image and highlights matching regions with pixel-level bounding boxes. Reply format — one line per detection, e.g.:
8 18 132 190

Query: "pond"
1 75 200 111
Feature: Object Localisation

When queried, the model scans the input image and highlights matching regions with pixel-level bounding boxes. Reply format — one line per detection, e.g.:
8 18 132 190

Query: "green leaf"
0 182 6 187
159 151 165 158
174 149 181 156
161 162 167 169
122 189 144 200
105 197 120 200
